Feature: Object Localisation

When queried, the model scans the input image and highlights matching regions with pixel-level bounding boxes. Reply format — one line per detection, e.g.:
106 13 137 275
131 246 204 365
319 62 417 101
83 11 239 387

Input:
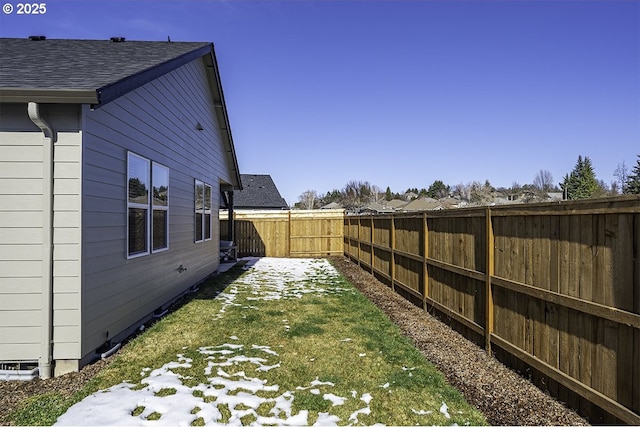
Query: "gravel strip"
331 256 589 426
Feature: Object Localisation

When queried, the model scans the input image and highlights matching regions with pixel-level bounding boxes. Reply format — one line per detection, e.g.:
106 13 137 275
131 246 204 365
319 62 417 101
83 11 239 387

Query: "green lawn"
10 258 486 426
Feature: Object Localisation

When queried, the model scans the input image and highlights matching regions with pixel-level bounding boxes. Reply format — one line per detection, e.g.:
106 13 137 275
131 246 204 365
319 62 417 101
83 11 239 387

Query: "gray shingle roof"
0 37 211 105
234 175 289 210
0 37 242 190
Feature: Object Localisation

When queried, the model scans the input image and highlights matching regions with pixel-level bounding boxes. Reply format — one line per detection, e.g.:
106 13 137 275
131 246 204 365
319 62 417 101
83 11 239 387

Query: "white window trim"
127 152 170 258
195 180 212 243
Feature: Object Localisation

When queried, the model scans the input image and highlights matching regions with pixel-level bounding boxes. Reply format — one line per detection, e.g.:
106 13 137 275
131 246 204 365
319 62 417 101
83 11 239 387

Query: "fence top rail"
221 209 345 219
490 196 640 216
344 196 640 220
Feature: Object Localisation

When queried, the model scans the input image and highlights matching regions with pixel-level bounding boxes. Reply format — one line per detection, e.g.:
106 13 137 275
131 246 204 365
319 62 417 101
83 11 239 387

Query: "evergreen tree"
427 180 450 199
385 186 393 201
625 155 640 194
560 155 599 200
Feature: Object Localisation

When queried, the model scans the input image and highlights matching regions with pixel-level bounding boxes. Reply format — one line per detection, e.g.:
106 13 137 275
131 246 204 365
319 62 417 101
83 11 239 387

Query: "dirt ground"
0 256 589 426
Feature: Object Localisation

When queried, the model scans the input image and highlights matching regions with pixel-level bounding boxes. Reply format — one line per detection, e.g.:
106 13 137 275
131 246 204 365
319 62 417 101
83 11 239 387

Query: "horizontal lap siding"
80 58 229 358
52 117 83 361
0 103 82 362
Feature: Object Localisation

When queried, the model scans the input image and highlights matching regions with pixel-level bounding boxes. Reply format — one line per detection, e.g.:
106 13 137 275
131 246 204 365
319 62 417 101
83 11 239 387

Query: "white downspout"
28 102 55 379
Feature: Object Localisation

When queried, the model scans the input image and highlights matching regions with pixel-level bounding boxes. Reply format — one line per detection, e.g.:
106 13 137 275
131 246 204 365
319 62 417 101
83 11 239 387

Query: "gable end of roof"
95 44 213 108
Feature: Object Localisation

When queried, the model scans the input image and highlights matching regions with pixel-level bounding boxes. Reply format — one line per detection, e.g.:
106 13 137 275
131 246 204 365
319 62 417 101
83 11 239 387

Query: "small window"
195 180 212 242
204 183 212 241
195 180 204 242
152 163 169 252
128 153 150 257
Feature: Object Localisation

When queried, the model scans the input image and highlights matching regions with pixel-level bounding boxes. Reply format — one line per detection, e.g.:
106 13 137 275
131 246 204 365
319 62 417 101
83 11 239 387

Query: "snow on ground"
54 258 453 426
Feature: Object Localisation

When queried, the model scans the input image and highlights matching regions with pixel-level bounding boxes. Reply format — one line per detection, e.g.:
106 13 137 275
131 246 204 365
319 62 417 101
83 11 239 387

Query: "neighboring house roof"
385 199 408 209
320 202 343 210
360 203 394 214
233 174 289 210
438 197 460 208
401 198 443 212
0 36 241 189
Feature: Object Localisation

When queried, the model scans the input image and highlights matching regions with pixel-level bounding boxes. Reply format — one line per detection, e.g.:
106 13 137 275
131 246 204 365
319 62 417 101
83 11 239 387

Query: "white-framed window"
152 163 169 252
127 152 169 258
195 180 212 242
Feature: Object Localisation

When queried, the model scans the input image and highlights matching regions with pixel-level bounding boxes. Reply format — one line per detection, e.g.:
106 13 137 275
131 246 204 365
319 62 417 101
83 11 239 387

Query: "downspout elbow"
28 102 56 142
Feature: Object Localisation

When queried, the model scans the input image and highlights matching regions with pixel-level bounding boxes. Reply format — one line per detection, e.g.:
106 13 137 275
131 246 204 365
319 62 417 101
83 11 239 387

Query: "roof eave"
0 88 98 104
204 48 242 191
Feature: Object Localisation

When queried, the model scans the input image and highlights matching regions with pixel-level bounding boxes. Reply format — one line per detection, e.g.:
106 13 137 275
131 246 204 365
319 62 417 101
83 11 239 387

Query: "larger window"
195 180 212 242
127 152 169 258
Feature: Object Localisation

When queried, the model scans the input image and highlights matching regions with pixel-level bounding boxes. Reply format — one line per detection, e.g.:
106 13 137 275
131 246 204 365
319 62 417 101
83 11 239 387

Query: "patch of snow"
310 377 335 387
314 412 340 426
412 409 433 415
323 393 346 406
360 393 373 404
252 344 278 355
348 406 371 424
440 401 451 419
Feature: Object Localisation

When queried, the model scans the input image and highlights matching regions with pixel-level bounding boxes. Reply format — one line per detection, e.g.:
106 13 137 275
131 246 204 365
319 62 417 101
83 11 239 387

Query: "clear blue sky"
2 0 638 205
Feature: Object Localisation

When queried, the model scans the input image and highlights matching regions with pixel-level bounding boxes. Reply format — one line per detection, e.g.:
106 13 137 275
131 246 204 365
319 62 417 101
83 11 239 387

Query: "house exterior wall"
79 57 232 363
0 103 82 366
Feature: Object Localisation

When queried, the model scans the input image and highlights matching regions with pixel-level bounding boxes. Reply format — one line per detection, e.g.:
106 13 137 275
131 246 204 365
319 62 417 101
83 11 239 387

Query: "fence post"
357 216 361 266
485 207 495 354
423 212 429 311
287 210 291 257
391 215 396 291
371 216 375 275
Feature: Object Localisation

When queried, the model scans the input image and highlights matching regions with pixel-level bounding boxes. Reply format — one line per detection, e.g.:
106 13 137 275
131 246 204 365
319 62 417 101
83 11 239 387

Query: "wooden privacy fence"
344 197 640 424
220 209 344 257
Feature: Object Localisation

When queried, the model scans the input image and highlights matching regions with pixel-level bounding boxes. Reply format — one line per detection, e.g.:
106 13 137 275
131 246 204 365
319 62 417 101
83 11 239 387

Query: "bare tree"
613 161 628 194
342 180 377 208
469 180 493 205
452 182 471 202
298 190 317 209
533 169 554 192
370 184 383 204
609 181 619 196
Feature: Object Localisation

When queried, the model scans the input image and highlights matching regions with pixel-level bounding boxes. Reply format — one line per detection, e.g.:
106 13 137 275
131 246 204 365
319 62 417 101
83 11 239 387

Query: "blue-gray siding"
80 57 231 358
